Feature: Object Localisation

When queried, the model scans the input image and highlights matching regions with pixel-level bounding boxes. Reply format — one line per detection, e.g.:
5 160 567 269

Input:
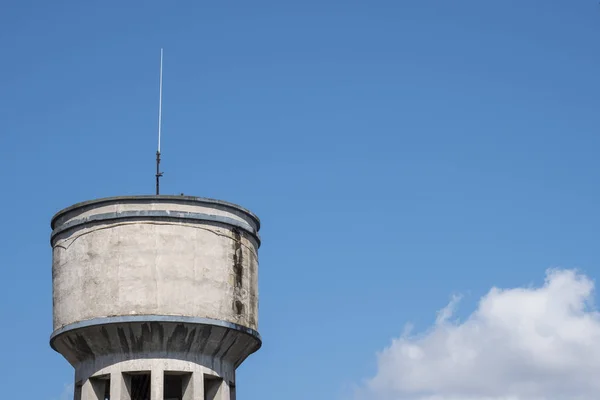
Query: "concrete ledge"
50 315 261 344
50 316 262 369
51 195 261 231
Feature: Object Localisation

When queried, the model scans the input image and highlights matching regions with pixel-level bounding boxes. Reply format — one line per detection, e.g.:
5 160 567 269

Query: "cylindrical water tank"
50 195 261 398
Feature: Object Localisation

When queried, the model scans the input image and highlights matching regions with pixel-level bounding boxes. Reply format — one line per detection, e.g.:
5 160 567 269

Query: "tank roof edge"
50 195 261 231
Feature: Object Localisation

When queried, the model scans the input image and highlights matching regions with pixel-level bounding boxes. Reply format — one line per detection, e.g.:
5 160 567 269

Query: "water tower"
50 195 261 400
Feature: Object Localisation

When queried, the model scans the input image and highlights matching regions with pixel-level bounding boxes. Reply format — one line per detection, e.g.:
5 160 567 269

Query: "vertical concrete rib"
186 371 204 400
219 380 231 400
151 368 164 400
110 371 125 400
81 379 98 400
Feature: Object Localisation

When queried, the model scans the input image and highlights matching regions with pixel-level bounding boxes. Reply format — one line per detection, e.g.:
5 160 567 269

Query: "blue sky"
2 1 600 399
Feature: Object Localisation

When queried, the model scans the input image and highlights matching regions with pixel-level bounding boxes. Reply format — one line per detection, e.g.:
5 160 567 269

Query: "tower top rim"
51 195 261 231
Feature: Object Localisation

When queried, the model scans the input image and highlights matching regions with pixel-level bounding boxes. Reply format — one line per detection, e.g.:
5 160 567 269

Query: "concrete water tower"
50 195 261 400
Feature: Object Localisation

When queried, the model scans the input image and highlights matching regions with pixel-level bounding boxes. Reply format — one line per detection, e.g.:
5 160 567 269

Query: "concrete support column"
80 380 95 400
205 378 230 400
182 371 203 400
110 371 127 400
151 368 164 400
218 380 230 400
81 379 102 400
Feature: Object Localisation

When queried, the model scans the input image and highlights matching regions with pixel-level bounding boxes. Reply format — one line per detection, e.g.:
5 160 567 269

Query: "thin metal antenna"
156 48 164 195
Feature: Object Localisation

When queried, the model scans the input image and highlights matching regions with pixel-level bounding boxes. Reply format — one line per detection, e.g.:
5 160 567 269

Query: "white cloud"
362 269 600 400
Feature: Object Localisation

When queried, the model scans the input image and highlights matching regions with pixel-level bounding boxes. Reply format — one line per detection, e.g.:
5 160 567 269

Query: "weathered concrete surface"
51 196 260 332
50 196 261 399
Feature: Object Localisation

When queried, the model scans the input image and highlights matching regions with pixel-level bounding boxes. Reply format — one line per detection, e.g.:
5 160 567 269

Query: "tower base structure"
50 196 262 400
